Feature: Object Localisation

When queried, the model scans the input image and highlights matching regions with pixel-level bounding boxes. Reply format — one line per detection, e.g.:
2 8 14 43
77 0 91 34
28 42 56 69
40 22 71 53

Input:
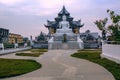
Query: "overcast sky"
0 0 120 38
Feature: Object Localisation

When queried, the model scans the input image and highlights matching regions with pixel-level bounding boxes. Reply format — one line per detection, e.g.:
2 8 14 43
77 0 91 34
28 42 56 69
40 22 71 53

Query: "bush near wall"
18 43 24 47
4 43 14 49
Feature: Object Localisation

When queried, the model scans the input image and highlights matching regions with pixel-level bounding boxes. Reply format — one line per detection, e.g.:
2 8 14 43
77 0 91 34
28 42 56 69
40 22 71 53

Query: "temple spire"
58 6 70 16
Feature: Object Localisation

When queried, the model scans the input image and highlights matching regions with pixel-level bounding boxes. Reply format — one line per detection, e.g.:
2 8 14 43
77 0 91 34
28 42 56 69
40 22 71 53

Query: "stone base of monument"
48 42 84 49
48 24 84 50
48 42 84 50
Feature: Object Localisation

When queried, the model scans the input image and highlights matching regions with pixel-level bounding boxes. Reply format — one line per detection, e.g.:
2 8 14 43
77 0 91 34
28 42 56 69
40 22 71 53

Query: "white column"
24 43 27 47
14 43 18 48
0 43 4 51
30 36 34 47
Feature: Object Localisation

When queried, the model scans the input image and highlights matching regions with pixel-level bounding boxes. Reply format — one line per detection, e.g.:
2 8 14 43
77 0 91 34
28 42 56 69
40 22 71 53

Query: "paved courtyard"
0 50 115 80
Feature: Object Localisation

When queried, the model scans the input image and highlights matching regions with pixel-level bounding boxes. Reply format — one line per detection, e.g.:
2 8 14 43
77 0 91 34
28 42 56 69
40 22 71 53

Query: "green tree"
107 10 120 41
95 10 120 41
94 18 108 40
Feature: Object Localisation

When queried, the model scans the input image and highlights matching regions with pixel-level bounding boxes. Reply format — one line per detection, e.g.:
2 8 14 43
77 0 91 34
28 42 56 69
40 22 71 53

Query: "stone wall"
0 47 31 55
48 42 83 49
101 43 120 63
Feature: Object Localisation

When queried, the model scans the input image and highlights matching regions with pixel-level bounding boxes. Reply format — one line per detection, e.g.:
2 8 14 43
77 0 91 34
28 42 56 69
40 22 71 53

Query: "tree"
94 18 108 40
107 10 120 41
95 10 120 41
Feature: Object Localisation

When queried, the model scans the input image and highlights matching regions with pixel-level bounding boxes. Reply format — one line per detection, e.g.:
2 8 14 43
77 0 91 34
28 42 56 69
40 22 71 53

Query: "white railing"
0 43 4 50
0 47 31 55
0 43 31 55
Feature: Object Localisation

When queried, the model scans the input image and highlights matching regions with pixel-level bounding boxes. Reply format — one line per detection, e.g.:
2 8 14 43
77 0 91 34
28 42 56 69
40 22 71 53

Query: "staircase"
62 43 68 49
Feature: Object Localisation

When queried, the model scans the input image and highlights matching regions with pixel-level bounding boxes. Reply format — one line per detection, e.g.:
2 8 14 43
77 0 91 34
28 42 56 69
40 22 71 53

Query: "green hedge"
18 43 24 47
4 43 14 49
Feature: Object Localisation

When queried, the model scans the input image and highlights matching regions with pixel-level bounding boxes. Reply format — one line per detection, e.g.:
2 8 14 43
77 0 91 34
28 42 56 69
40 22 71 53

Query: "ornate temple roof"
71 20 84 27
45 6 84 31
58 6 70 16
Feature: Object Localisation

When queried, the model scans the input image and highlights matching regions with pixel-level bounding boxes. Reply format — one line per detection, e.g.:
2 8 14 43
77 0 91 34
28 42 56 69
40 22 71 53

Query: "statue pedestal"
48 28 84 49
48 15 84 49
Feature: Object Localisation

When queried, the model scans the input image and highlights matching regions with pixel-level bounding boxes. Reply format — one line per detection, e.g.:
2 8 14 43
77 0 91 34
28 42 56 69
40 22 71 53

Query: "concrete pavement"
0 50 115 80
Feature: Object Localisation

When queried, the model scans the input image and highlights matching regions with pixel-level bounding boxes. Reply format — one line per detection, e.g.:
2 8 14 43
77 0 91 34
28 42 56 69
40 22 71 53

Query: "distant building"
80 30 100 48
8 33 23 44
0 28 9 43
35 32 47 42
32 32 48 49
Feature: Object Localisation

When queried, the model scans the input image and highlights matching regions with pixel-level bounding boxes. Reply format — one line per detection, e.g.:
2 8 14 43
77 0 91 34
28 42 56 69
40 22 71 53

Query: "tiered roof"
45 6 84 32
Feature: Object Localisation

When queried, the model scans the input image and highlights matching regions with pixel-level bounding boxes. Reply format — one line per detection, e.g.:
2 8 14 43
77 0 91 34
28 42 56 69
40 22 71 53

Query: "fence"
0 47 31 55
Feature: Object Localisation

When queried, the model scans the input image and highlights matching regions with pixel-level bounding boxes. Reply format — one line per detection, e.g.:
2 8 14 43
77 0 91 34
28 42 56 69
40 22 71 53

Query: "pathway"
0 50 115 80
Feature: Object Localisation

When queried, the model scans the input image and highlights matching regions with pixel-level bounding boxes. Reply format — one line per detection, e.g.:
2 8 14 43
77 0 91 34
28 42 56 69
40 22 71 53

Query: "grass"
16 53 43 57
16 49 47 57
71 49 120 80
0 58 41 78
30 49 48 52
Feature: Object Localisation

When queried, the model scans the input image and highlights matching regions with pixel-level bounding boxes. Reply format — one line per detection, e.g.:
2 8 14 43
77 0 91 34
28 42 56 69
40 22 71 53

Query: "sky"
0 0 120 38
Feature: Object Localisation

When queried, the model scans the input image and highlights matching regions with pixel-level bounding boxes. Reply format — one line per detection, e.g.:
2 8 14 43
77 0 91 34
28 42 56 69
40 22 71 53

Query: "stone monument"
45 6 84 49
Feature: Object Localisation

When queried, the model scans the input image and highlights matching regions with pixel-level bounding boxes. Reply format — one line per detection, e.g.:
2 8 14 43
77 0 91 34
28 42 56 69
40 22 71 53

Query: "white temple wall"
101 43 120 63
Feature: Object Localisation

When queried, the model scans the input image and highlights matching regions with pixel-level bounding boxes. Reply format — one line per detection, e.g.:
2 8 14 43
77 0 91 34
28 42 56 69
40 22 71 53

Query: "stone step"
48 42 81 49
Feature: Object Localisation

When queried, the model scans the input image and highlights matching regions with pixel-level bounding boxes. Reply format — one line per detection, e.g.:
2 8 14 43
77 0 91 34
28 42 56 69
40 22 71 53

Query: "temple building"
31 32 48 49
35 32 48 42
45 6 84 34
45 6 84 49
80 30 100 48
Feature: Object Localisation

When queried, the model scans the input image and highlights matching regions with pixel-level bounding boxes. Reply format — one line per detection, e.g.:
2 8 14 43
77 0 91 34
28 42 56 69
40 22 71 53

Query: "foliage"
107 10 120 41
18 43 24 47
95 10 120 41
0 58 41 78
4 43 14 49
71 49 120 80
94 18 108 40
94 18 108 31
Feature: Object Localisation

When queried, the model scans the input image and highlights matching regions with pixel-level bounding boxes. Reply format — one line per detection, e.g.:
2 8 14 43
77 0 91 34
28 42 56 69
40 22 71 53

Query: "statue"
59 15 70 29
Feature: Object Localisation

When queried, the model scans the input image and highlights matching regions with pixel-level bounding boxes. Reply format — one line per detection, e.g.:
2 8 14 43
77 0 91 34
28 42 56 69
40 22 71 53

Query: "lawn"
16 53 43 57
16 49 48 57
30 49 48 52
71 49 120 80
0 58 41 78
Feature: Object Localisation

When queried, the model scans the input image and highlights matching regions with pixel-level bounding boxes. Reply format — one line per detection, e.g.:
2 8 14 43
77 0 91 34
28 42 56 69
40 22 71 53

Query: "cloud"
0 0 120 38
0 0 24 5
